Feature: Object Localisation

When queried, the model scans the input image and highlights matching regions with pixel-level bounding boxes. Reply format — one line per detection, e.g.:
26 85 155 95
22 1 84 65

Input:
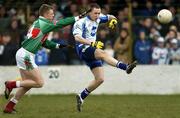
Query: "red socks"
4 101 16 112
7 81 16 89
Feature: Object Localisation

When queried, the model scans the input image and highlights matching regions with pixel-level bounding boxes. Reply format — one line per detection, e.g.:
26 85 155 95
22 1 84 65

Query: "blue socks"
116 61 127 70
80 88 90 100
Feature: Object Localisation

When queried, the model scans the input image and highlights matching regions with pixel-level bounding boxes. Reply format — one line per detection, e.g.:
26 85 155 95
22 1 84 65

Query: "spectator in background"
8 19 22 47
169 25 180 47
104 41 114 59
17 9 26 25
163 0 172 8
153 20 162 32
51 3 63 20
97 26 110 45
132 0 139 16
165 29 177 49
168 39 180 64
141 0 157 16
69 3 79 16
116 10 125 29
123 6 129 19
133 18 153 40
27 13 36 27
134 30 152 64
79 0 89 13
35 48 49 65
0 5 9 31
114 28 131 63
121 20 130 30
152 37 169 64
62 1 73 17
0 32 17 65
0 5 8 18
49 32 69 65
102 4 111 14
142 18 153 34
149 27 161 47
150 27 161 41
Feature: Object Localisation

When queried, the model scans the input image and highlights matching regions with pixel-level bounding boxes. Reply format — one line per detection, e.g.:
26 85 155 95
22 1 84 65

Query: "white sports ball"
157 9 172 24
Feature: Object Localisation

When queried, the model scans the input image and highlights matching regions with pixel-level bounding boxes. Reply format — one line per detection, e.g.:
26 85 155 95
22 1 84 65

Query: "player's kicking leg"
95 49 137 74
126 61 137 74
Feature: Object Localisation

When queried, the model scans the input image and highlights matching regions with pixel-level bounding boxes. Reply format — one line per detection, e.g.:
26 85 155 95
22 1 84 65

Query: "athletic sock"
80 88 90 100
116 61 127 70
7 81 21 89
5 97 18 112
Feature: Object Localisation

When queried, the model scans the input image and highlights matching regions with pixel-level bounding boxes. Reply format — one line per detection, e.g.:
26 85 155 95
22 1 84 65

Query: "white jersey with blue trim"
73 13 109 43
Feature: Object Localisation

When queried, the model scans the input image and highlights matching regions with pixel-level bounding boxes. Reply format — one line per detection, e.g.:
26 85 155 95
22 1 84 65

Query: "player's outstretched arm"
43 11 89 34
42 40 71 49
55 10 89 28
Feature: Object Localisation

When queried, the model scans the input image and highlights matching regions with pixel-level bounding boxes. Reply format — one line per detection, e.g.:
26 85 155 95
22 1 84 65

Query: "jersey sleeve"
55 17 75 28
41 17 76 34
72 20 83 37
42 40 57 49
99 13 109 23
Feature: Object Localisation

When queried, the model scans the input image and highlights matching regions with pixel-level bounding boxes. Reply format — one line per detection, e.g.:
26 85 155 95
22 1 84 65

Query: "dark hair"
169 29 177 37
89 3 101 12
39 4 53 16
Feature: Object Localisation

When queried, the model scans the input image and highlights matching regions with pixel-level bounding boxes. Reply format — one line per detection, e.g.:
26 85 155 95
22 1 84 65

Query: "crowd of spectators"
0 0 180 65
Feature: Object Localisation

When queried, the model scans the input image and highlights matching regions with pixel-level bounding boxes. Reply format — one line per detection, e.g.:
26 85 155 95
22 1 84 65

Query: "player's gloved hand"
108 19 117 29
57 44 74 48
58 44 68 48
90 41 104 49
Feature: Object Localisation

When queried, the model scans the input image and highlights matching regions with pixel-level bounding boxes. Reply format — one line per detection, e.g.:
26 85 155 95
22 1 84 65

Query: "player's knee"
96 78 104 84
36 80 44 88
95 49 106 59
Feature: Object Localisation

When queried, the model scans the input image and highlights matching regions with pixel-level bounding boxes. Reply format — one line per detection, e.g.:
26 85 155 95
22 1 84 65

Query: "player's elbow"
74 35 81 42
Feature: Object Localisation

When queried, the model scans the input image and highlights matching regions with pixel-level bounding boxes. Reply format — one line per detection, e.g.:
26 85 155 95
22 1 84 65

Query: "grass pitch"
0 94 180 118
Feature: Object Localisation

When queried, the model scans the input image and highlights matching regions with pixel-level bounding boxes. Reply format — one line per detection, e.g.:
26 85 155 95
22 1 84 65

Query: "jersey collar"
86 15 98 23
39 16 51 23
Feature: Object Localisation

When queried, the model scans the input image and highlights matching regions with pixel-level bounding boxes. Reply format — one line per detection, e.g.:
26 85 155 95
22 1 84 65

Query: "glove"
57 44 67 48
108 19 117 29
57 44 74 48
90 41 104 49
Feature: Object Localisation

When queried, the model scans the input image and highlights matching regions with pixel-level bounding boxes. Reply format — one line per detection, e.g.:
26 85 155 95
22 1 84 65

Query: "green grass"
1 95 180 118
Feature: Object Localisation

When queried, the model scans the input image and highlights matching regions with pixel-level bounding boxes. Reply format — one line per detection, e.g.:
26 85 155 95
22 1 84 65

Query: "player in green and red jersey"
3 4 86 113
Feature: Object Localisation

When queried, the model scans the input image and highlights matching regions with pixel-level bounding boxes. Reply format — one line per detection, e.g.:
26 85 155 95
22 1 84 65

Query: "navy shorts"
76 45 103 70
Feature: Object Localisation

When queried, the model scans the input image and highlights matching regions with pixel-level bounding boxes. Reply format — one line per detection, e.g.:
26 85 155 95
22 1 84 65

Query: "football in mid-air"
157 9 173 24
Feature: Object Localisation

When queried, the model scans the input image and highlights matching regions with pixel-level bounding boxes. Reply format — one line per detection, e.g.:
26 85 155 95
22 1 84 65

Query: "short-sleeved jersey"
22 16 75 54
73 14 109 45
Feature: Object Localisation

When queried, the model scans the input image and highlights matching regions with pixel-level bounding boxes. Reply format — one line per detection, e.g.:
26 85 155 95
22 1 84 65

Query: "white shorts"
16 48 38 70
